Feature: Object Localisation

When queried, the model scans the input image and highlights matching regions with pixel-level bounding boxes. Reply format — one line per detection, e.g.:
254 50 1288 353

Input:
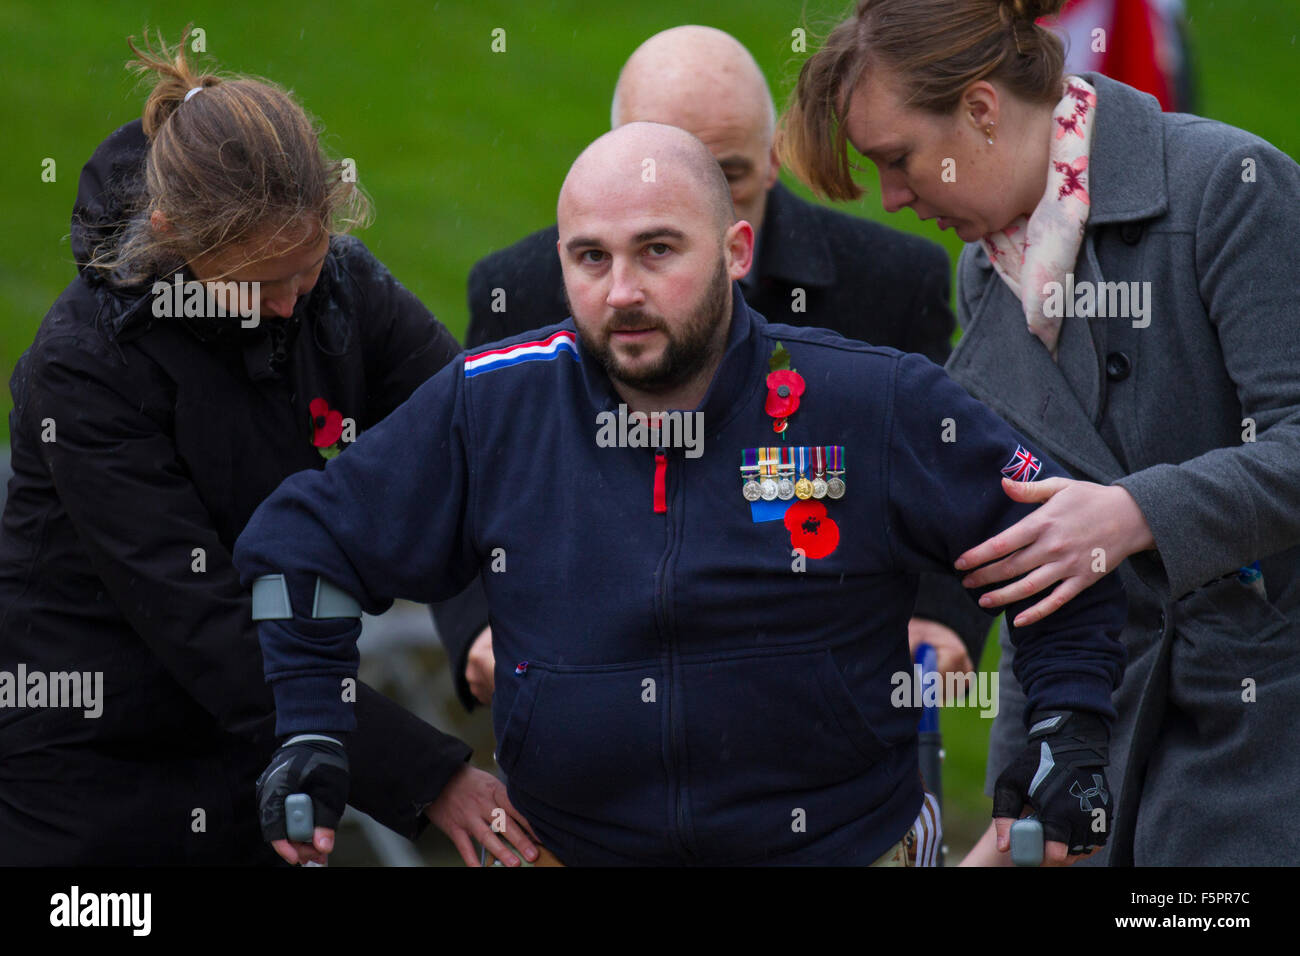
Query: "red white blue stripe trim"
464 330 579 378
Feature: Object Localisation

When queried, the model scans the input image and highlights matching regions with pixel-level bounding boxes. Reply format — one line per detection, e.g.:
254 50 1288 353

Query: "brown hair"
88 25 372 284
778 0 1067 200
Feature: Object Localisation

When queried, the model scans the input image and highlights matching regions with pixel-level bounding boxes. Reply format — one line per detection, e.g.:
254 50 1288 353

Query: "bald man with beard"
237 122 1126 867
435 26 989 719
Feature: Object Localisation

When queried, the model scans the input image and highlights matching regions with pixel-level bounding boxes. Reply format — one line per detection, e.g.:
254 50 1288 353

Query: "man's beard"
574 255 730 394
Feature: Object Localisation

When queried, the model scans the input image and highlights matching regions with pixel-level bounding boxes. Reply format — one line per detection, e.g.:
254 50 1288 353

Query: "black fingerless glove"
992 710 1111 854
256 733 350 843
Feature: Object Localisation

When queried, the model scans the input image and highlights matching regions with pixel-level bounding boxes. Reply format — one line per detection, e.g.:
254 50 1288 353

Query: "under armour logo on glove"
1070 774 1109 812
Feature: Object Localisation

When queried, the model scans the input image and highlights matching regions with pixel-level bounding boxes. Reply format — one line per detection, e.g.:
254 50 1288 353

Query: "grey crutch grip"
285 793 314 843
1010 816 1044 866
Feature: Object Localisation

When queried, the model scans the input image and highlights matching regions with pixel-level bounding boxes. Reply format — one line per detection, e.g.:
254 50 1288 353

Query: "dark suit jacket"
435 181 986 711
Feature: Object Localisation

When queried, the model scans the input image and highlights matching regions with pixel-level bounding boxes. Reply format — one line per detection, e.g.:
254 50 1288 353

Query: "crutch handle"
285 792 314 844
1010 816 1044 866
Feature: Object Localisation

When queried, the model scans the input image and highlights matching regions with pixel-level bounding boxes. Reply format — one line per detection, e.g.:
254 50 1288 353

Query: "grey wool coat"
945 72 1300 865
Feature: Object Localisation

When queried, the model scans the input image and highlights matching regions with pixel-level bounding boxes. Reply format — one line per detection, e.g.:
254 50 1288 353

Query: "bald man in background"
433 26 986 717
464 26 954 359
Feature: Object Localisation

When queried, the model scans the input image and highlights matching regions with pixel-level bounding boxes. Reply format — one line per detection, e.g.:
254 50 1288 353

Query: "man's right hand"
991 710 1111 865
256 734 350 865
466 626 495 706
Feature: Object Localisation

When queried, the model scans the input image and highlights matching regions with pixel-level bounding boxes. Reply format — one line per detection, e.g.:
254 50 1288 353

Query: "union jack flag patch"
1001 445 1042 482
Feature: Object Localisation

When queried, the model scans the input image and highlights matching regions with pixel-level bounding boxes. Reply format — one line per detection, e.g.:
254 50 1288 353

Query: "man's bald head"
558 122 734 237
608 26 781 236
611 26 776 142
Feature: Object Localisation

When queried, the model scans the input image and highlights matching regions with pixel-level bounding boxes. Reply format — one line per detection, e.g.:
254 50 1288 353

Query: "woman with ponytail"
0 28 538 866
780 0 1300 865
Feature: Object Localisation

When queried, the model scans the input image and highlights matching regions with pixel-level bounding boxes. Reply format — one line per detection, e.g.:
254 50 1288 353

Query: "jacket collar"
576 282 767 435
754 181 836 288
1077 71 1169 225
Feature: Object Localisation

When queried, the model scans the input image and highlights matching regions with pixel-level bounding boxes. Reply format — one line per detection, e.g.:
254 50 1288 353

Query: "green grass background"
2 0 1296 861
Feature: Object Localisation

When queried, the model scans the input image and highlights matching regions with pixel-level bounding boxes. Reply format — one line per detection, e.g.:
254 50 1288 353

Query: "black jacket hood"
71 119 151 285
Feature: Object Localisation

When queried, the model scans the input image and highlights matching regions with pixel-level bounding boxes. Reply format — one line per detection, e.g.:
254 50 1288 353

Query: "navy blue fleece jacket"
233 287 1126 865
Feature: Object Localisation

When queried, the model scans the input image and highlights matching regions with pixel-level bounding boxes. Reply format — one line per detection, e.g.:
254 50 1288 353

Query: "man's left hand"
954 478 1153 627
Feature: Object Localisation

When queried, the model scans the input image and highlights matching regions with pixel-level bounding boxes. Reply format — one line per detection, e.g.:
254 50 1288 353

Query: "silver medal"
777 477 795 500
827 476 846 499
760 478 779 501
811 477 828 499
742 479 762 502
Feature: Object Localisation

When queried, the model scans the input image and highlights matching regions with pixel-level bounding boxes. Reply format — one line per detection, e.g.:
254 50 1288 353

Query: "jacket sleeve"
338 236 462 424
232 355 479 736
901 240 956 365
885 352 1127 726
429 577 490 713
350 681 471 838
1113 141 1300 599
24 333 277 738
22 332 473 838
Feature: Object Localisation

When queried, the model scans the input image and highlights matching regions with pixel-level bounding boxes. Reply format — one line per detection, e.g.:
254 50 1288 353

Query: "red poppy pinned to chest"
784 499 840 560
765 342 804 435
310 397 345 460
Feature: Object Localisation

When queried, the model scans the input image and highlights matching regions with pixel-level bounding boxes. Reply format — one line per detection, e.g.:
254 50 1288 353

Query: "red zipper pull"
653 451 667 514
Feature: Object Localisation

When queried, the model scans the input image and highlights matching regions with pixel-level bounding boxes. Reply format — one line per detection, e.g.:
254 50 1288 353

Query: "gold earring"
984 121 996 145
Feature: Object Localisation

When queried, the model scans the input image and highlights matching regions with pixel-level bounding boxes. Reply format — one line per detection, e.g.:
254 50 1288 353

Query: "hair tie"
184 86 203 102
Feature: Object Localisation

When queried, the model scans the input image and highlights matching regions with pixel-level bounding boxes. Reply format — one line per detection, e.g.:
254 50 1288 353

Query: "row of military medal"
741 445 846 502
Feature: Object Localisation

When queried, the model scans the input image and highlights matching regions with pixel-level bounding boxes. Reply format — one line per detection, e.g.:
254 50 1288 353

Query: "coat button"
1105 351 1132 381
1120 222 1144 245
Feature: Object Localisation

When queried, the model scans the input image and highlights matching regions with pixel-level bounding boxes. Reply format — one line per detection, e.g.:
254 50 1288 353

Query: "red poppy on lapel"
310 397 344 459
765 369 805 434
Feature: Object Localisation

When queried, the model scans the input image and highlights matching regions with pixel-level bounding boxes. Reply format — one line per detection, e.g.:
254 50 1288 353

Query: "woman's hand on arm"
954 477 1154 626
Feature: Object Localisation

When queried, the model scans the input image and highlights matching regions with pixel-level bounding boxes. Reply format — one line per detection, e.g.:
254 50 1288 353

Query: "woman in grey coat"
781 0 1300 865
